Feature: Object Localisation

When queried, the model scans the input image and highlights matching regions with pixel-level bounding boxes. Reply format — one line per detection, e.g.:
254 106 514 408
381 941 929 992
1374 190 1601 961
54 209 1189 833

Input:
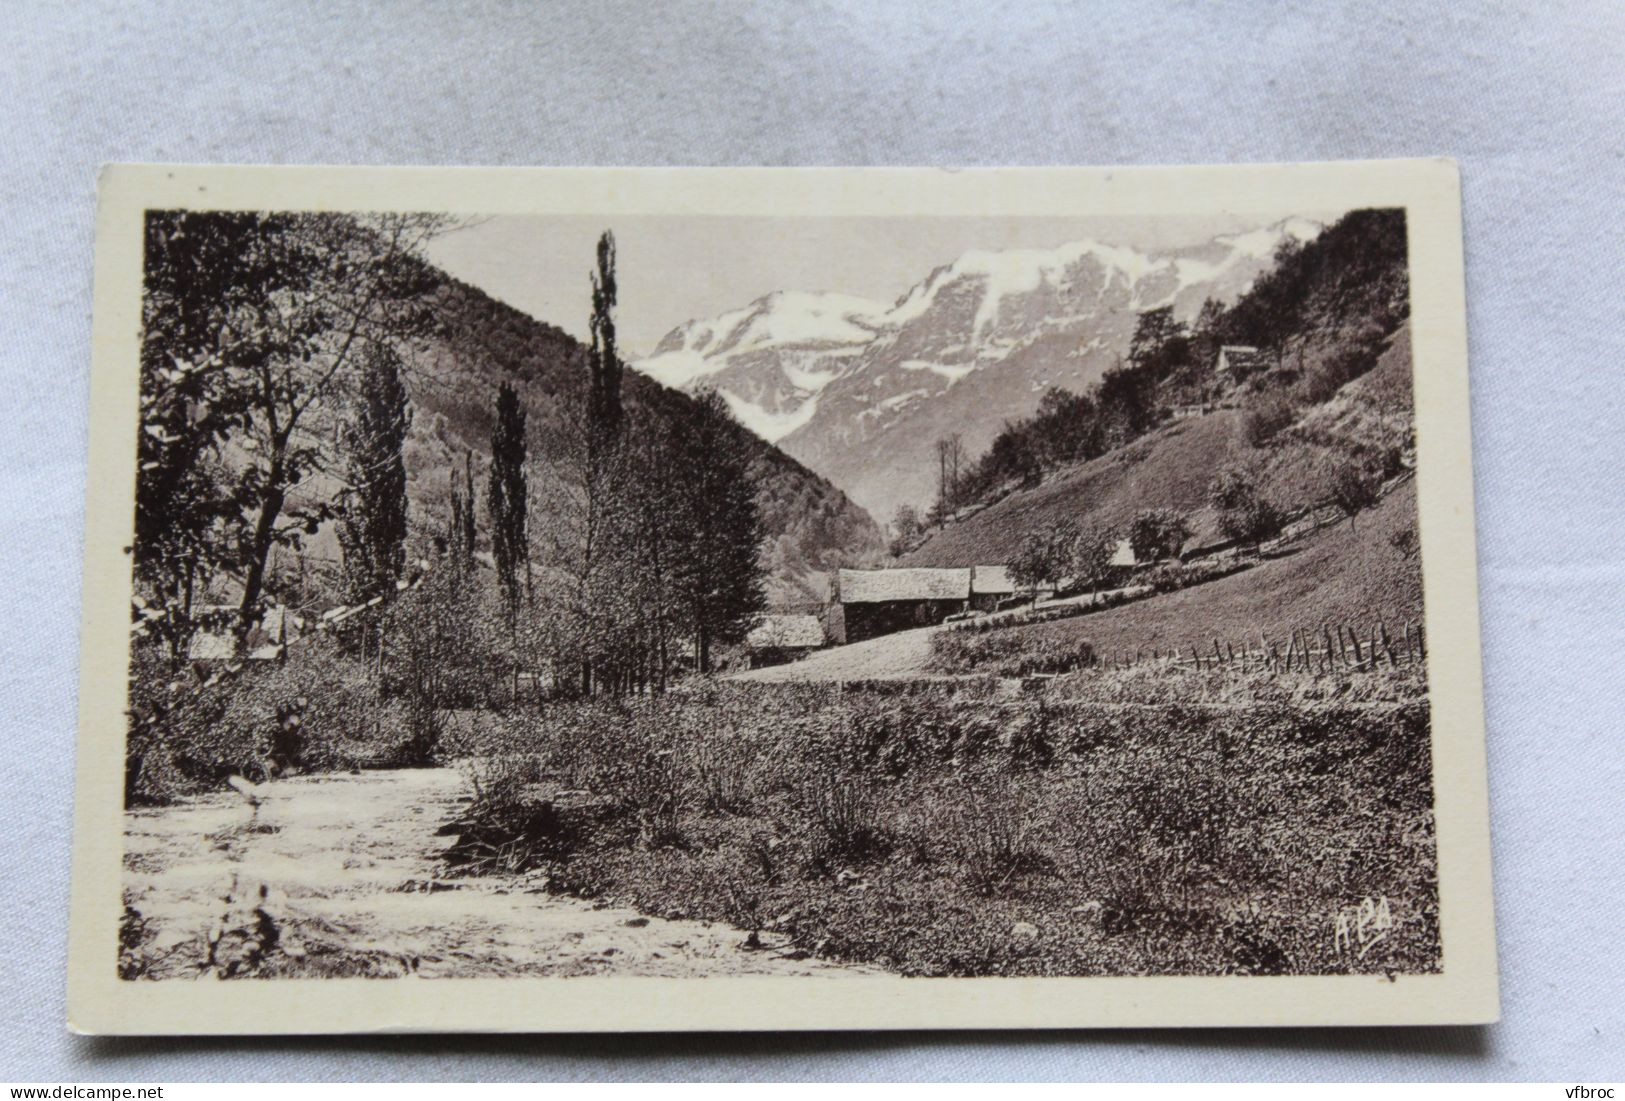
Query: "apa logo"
1333 896 1394 959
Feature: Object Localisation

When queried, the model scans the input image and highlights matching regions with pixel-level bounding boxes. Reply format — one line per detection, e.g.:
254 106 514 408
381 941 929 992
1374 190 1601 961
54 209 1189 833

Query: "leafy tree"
1329 455 1383 530
135 211 448 647
588 230 624 447
1031 386 1101 467
1127 305 1190 378
226 214 446 639
135 211 314 657
1096 361 1160 449
1008 521 1076 601
889 504 924 557
336 341 412 604
488 382 529 618
1127 508 1192 563
1210 466 1284 548
934 433 965 523
1068 523 1117 592
447 450 477 567
672 390 767 673
1189 296 1227 364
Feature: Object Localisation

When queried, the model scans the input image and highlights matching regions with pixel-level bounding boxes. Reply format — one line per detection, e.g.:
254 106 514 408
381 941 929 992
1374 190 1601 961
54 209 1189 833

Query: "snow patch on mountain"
1214 217 1323 260
902 359 978 382
717 389 823 442
631 215 1331 517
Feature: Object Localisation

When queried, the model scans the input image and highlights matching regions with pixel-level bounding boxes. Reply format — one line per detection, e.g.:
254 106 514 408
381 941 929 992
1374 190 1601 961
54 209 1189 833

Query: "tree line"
135 212 766 700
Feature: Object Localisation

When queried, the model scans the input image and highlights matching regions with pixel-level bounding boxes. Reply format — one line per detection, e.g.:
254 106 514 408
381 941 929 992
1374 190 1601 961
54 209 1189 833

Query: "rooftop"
970 565 1016 594
838 567 971 603
746 613 826 650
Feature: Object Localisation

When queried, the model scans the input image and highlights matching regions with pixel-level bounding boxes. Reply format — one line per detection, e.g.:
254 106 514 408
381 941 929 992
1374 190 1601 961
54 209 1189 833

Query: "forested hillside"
402 272 885 605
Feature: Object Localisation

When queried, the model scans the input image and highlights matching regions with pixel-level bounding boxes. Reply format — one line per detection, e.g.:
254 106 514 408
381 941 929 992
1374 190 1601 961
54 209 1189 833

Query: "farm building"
826 567 972 644
968 565 1017 611
745 613 827 668
1216 344 1272 378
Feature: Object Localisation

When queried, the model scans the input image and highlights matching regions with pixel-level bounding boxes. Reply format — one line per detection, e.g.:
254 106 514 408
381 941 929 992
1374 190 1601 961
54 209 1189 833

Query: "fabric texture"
2 0 1622 1082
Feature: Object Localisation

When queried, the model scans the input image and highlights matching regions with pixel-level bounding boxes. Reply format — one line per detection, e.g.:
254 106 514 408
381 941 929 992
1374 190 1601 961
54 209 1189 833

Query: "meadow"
440 663 1439 977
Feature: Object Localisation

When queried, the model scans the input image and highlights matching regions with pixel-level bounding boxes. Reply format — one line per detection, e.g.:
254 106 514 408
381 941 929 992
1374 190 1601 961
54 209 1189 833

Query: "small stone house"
745 613 827 669
826 567 972 644
1216 344 1272 379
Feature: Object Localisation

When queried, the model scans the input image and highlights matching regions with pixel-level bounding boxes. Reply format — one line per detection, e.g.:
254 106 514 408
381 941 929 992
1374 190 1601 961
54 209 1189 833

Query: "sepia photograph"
69 162 1494 1033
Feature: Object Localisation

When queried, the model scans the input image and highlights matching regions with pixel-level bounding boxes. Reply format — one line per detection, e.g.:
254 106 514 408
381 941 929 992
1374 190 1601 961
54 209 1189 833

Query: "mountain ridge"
634 218 1324 522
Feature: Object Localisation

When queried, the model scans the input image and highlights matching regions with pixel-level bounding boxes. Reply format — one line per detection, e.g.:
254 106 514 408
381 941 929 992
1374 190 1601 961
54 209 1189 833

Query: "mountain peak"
632 217 1329 521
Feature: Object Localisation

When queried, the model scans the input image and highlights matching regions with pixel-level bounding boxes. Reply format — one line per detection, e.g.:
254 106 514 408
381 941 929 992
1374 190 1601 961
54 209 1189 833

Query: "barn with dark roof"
826 567 972 644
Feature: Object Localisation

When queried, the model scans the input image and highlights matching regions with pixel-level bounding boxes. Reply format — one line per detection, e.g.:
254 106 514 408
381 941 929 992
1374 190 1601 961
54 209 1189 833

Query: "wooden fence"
1102 619 1426 674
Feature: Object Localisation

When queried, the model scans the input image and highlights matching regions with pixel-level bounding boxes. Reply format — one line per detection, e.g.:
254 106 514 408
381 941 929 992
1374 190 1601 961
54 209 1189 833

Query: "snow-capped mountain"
636 218 1322 524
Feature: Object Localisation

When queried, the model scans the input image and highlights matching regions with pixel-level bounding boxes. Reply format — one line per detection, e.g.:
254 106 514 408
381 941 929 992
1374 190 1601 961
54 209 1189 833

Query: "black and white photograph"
68 162 1494 1033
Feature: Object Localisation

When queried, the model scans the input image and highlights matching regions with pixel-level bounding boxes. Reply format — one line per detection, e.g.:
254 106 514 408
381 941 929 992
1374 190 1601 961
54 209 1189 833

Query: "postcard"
69 161 1495 1032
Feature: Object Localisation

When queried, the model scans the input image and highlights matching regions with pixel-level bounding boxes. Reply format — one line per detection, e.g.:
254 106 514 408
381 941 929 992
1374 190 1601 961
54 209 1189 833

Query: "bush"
124 634 392 805
447 666 1437 977
928 630 1096 677
1242 394 1299 447
801 772 889 862
937 773 1046 895
1141 557 1251 595
1127 508 1192 563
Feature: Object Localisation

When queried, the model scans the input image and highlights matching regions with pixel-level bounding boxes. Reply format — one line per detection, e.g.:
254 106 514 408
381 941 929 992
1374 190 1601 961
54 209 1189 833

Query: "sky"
422 211 1328 358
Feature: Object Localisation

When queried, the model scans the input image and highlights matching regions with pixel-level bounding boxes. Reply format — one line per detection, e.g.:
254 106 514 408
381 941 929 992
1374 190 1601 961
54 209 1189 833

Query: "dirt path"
122 767 857 979
730 622 943 682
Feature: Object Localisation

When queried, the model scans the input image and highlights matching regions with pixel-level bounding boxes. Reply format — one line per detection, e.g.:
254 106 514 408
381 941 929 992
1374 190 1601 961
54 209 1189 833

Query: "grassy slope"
901 411 1246 567
899 324 1414 570
1022 477 1422 659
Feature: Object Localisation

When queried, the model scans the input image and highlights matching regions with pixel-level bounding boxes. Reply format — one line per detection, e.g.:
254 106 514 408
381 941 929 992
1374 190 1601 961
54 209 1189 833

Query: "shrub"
938 773 1046 896
1127 508 1192 562
124 634 390 805
1242 394 1299 447
929 630 1096 677
801 771 888 862
689 730 760 814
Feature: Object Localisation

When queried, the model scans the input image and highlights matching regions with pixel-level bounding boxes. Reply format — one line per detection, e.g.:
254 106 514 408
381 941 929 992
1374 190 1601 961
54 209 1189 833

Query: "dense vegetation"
441 666 1438 977
127 214 878 803
410 268 884 606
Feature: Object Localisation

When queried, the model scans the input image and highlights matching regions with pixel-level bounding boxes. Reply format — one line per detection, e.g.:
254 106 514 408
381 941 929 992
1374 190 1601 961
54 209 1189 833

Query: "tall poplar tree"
337 340 412 603
488 382 529 619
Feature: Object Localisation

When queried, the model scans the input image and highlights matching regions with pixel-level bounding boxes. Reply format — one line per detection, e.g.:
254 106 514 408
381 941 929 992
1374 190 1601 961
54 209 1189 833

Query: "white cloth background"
2 0 1621 1082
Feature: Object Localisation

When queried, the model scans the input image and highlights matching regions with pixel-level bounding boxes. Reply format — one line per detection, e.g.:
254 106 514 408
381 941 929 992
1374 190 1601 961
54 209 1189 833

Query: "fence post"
1346 624 1363 667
